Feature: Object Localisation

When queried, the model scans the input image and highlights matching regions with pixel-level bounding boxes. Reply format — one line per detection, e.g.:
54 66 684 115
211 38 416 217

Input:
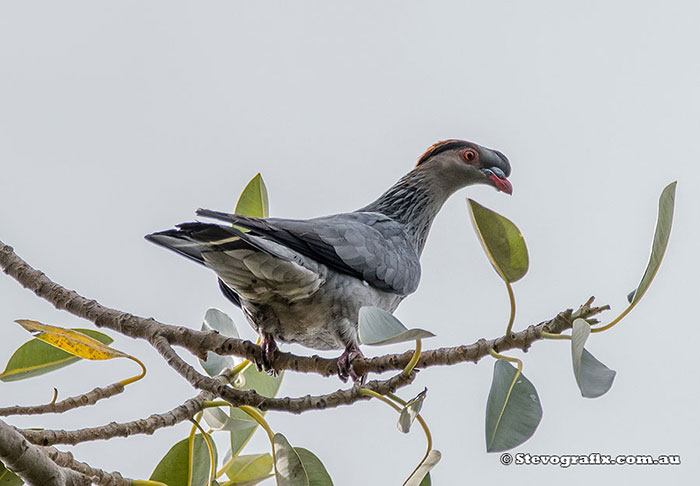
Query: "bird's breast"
247 267 403 350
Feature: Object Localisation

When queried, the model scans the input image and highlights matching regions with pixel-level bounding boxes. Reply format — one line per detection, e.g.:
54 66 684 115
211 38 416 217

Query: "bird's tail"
144 222 245 266
195 208 271 232
146 223 251 308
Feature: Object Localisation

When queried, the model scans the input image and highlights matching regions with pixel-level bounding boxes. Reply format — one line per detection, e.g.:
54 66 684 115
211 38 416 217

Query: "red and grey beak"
482 167 513 195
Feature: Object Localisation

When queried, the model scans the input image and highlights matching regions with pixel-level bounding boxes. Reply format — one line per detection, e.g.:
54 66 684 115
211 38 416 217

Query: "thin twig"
20 392 211 446
0 383 124 417
152 336 415 413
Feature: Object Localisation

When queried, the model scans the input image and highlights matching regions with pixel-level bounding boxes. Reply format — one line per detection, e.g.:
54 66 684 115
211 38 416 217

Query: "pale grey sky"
1 1 698 485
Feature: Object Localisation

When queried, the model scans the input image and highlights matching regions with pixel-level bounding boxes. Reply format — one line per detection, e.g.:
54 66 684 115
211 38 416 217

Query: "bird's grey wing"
146 222 323 304
196 210 421 295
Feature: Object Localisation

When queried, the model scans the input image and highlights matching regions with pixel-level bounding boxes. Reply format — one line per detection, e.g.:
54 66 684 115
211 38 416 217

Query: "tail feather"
196 209 267 231
146 222 254 308
145 221 250 262
196 208 242 224
145 228 207 266
218 278 241 307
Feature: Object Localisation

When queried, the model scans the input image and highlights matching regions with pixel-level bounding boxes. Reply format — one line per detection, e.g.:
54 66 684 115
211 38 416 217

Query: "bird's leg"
256 333 279 376
337 342 365 383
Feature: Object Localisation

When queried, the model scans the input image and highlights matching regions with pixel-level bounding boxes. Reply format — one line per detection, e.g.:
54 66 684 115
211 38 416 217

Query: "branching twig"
20 392 211 446
0 419 90 486
0 240 609 381
0 233 611 485
0 383 124 417
152 335 415 413
43 447 130 486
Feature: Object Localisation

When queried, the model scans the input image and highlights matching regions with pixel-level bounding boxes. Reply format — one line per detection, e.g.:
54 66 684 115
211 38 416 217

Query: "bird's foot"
337 344 365 384
255 333 279 377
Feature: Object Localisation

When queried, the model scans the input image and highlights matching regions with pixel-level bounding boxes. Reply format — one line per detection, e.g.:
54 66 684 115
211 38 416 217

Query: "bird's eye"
463 149 477 162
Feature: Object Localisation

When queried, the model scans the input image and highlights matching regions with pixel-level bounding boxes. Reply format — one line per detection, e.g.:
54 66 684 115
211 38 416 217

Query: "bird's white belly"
247 270 403 350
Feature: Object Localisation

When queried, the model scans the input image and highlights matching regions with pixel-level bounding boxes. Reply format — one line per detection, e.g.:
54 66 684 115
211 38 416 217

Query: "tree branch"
0 229 610 486
20 392 211 446
43 448 130 486
0 419 90 486
152 335 416 413
0 383 124 417
0 239 609 381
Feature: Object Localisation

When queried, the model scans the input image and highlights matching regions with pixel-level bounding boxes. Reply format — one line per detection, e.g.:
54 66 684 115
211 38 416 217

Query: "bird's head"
415 139 513 195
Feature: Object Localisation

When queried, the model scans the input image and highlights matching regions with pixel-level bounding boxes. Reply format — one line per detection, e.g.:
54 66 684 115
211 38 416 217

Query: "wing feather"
197 209 421 295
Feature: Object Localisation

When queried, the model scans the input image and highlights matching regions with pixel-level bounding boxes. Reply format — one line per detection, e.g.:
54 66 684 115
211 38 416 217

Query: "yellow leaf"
14 320 127 361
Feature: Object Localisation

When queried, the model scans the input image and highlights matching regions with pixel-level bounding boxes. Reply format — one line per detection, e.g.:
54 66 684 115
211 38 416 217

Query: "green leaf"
273 434 308 486
150 434 216 486
485 360 542 452
418 473 431 486
571 318 590 384
227 408 260 457
0 328 113 382
222 477 273 486
358 307 435 346
294 448 333 486
228 364 284 456
236 362 284 399
202 308 238 337
235 173 269 218
199 308 241 377
203 406 230 431
224 453 273 483
571 319 616 398
397 388 427 434
0 461 23 486
628 181 676 305
579 349 616 398
467 199 529 283
403 450 440 486
271 435 334 486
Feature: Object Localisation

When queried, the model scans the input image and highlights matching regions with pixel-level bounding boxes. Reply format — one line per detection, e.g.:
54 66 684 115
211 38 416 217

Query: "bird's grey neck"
359 169 451 255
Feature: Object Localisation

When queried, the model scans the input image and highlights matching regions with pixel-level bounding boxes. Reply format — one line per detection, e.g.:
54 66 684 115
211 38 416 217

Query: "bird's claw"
255 333 279 377
337 344 365 384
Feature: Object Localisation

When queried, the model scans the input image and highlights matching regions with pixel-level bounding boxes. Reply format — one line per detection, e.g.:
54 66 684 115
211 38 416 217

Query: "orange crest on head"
416 139 470 166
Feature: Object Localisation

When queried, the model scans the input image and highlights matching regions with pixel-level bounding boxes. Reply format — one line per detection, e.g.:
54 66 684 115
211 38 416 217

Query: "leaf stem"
201 400 237 479
228 360 250 377
360 388 434 485
358 388 402 412
187 412 202 486
505 280 516 336
189 417 216 486
387 393 433 474
203 402 239 479
132 481 168 486
239 405 276 463
488 348 523 373
216 454 234 480
540 331 571 340
118 355 147 386
593 181 676 333
590 301 637 333
402 340 422 376
203 400 230 409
